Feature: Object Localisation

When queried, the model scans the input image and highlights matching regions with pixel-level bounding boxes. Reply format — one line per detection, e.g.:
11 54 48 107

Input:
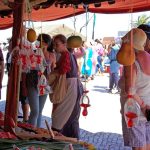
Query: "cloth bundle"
48 71 67 104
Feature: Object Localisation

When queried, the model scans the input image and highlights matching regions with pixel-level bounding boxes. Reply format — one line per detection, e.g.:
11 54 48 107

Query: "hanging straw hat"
122 28 147 51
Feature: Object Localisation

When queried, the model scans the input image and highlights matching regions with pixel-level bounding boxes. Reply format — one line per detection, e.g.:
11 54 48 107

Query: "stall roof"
35 24 86 40
0 0 150 30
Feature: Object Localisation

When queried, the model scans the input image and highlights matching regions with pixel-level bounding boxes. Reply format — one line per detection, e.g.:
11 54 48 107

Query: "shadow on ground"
91 86 108 93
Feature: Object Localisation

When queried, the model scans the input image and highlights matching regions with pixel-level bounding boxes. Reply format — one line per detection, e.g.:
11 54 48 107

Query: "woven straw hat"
122 28 147 51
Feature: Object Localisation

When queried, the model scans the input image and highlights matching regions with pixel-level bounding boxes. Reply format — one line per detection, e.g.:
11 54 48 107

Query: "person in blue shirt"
107 42 120 93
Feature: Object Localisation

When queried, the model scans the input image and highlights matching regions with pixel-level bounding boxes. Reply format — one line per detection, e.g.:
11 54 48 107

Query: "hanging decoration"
38 72 52 96
26 0 37 43
80 4 91 117
18 38 48 95
124 95 140 128
80 91 90 116
17 0 51 97
27 28 37 43
116 9 135 66
19 45 28 71
122 11 141 128
116 42 135 66
67 35 82 48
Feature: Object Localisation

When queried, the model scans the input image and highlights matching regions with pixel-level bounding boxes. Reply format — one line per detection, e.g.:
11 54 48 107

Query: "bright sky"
0 11 150 42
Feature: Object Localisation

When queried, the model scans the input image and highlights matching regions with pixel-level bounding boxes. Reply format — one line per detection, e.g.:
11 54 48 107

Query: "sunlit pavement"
0 73 131 149
80 74 122 134
40 73 122 134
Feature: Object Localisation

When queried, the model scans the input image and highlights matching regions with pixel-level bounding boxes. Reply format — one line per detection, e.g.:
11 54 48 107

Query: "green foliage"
133 14 150 27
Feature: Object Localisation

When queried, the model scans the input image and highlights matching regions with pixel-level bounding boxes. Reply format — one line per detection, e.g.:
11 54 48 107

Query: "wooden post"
4 0 25 132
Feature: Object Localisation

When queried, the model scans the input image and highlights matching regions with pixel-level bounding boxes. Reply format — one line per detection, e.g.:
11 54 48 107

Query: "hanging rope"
80 4 91 117
25 0 34 29
40 21 43 48
85 5 88 41
84 4 88 86
73 5 76 35
130 8 133 94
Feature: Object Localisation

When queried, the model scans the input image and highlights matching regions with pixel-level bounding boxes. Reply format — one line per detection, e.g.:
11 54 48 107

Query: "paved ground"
0 73 131 150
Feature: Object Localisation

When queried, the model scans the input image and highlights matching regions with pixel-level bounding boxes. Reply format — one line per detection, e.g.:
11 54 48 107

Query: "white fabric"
52 78 77 130
134 61 150 106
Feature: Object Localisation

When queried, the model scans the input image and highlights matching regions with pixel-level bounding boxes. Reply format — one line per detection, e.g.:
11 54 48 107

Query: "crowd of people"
0 23 150 150
73 39 122 94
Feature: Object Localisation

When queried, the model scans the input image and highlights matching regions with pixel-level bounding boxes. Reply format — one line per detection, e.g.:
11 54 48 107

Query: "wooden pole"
4 0 25 132
92 13 96 40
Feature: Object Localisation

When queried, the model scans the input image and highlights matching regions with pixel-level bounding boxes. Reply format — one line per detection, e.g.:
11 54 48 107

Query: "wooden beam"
4 0 25 132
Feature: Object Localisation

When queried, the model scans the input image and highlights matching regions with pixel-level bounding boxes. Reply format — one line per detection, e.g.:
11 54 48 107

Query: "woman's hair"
37 33 53 52
53 34 67 44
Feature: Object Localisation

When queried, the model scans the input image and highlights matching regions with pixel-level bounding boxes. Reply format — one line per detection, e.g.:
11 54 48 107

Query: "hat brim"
133 45 144 51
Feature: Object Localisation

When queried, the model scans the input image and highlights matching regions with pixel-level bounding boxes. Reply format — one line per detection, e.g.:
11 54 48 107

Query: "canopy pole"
92 13 96 40
4 0 25 132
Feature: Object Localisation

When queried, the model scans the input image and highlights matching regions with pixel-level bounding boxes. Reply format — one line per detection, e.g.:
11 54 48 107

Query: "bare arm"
50 53 56 71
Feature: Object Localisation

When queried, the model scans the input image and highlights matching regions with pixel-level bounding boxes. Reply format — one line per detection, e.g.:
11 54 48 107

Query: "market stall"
0 0 150 30
0 0 149 149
